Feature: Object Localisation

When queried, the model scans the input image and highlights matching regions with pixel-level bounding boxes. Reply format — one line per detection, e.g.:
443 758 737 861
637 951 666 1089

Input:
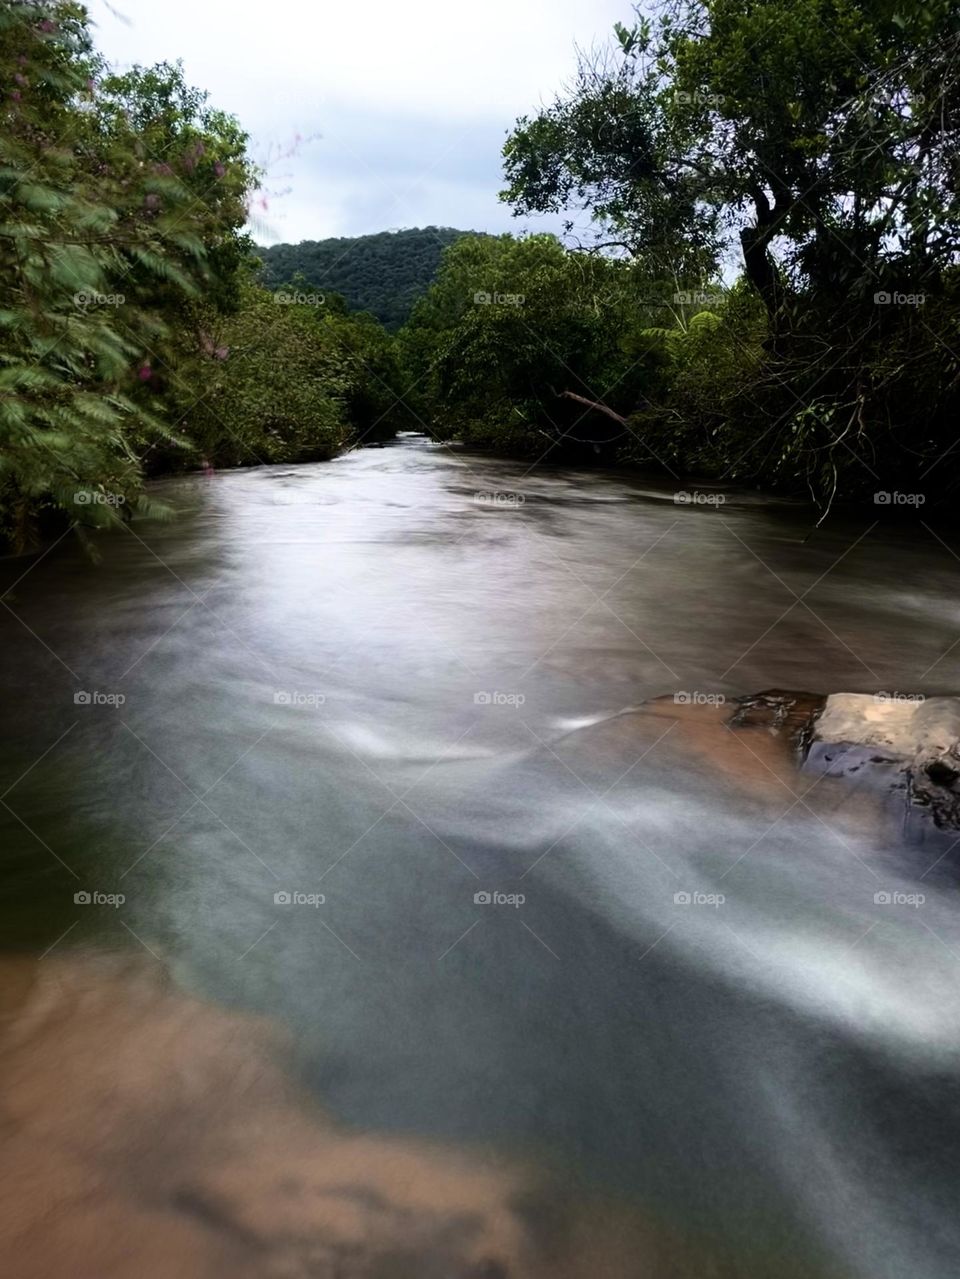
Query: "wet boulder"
729 689 826 749
808 694 960 829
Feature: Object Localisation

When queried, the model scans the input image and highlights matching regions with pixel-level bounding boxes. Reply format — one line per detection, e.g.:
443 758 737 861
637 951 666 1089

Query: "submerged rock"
729 689 826 753
649 685 960 833
0 952 714 1279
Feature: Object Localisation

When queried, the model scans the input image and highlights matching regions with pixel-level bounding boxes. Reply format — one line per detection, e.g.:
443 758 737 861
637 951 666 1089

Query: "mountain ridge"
257 226 488 329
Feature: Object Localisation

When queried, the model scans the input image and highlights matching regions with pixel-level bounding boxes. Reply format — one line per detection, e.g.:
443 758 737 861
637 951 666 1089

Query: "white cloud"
90 0 625 242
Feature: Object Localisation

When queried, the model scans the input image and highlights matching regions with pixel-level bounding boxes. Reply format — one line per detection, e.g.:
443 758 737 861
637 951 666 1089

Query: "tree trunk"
557 390 628 425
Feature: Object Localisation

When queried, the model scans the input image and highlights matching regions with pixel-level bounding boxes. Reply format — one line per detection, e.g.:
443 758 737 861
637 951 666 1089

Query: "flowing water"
1 435 960 1277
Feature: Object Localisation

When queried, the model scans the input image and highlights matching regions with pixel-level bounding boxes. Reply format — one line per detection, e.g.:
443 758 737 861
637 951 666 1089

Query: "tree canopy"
0 2 411 550
488 0 960 506
257 228 488 330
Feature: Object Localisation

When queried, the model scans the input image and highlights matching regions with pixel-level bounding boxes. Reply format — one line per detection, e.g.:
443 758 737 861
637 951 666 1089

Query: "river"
1 434 959 1278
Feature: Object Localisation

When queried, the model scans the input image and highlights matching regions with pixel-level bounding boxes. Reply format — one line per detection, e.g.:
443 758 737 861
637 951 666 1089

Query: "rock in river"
807 693 960 829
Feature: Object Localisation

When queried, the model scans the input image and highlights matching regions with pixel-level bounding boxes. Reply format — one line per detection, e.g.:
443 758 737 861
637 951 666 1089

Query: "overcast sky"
91 0 627 246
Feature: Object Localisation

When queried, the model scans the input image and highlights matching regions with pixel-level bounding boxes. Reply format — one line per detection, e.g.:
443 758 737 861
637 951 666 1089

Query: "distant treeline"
257 228 486 330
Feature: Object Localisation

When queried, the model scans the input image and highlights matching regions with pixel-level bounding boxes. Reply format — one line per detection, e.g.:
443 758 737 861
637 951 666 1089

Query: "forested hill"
257 227 484 328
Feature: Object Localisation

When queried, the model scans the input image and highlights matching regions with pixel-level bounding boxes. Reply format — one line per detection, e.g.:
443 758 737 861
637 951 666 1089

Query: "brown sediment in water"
0 952 720 1279
553 696 815 803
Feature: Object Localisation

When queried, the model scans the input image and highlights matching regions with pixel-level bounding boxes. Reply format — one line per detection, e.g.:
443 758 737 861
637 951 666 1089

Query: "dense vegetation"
258 228 483 330
0 1 409 551
402 0 960 512
3 0 959 548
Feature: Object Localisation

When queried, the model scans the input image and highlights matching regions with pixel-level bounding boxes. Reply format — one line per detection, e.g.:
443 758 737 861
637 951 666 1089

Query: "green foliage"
7 0 954 532
500 0 960 507
0 3 406 549
0 3 256 545
158 281 417 469
400 230 728 460
319 308 421 440
257 228 489 330
158 282 350 467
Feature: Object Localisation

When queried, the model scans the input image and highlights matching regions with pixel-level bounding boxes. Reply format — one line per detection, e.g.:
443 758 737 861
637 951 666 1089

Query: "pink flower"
14 74 27 86
214 162 226 178
199 333 229 361
10 91 21 102
137 364 152 382
39 19 56 34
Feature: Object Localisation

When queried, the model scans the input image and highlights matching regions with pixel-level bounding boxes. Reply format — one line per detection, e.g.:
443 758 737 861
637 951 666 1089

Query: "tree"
502 0 960 505
0 3 252 546
400 232 665 457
